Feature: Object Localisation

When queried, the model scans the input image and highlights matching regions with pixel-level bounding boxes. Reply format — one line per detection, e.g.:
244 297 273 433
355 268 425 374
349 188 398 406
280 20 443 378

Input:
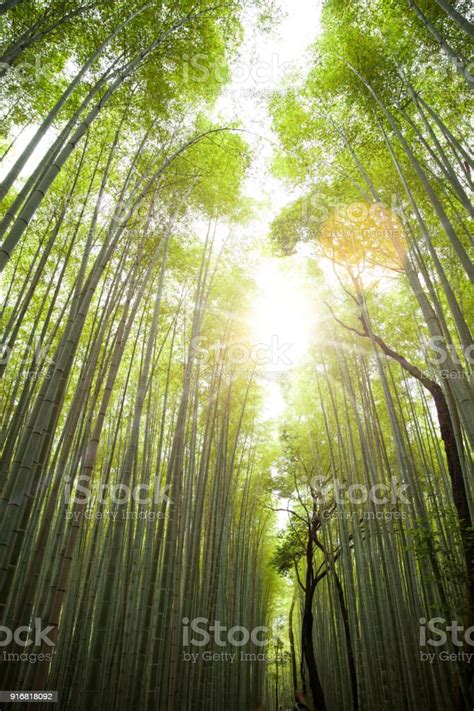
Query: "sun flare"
245 256 318 373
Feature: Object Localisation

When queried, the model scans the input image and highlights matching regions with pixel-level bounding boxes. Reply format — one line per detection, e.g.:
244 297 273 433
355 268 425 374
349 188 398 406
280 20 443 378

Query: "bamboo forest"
0 0 473 709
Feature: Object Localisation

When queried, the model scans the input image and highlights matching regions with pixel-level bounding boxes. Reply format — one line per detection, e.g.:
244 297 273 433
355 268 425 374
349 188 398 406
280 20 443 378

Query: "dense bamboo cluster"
270 1 473 710
1 1 473 710
0 2 276 709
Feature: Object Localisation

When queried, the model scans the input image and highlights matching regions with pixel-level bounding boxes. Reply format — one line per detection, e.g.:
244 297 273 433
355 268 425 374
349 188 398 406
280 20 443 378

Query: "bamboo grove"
0 1 473 710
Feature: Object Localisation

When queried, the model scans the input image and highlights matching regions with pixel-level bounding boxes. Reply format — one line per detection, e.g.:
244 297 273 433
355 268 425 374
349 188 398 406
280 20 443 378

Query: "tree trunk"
301 606 326 711
357 314 473 621
289 590 298 694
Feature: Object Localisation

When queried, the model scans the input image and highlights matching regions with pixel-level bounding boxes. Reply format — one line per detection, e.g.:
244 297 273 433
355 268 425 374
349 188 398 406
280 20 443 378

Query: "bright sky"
216 0 322 214
216 1 323 417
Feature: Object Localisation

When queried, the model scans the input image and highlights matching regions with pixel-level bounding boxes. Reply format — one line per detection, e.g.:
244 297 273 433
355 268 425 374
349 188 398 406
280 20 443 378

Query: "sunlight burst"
246 256 318 373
